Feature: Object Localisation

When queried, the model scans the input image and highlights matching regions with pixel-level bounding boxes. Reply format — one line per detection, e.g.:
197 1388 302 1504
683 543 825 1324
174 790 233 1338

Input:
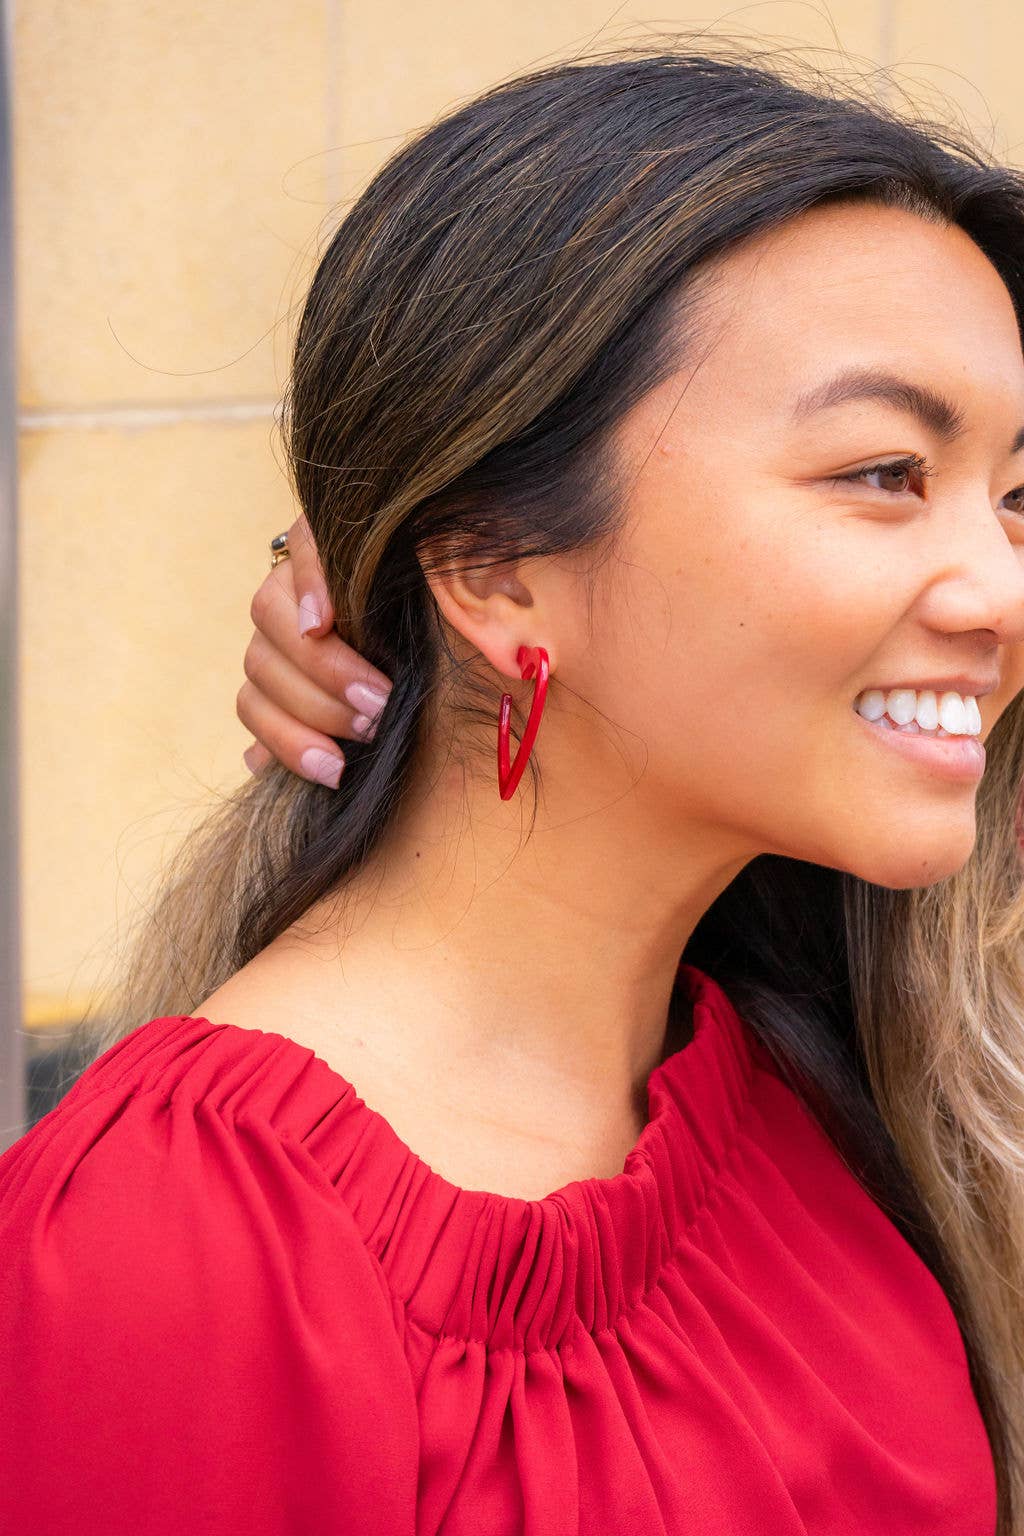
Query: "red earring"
497 645 550 799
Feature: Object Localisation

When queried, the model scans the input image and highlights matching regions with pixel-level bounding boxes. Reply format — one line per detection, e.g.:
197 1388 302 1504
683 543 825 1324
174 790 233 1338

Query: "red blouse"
0 965 996 1534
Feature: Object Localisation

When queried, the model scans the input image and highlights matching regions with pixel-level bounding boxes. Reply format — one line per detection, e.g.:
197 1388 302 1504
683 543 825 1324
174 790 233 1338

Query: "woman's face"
583 199 1024 888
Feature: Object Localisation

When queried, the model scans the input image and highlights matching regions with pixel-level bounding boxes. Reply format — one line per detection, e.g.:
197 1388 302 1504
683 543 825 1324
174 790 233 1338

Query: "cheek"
605 477 911 742
684 536 895 705
987 644 1024 730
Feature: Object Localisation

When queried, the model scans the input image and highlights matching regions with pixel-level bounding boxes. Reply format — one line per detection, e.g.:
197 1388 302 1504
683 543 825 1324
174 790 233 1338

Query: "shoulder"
0 1018 419 1532
0 1013 398 1313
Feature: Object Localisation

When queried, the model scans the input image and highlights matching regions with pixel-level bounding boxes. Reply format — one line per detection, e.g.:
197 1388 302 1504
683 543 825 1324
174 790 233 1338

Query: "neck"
277 727 754 1121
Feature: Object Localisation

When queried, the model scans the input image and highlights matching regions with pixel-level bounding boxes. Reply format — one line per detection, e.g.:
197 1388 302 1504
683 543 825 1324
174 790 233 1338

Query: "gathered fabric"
0 964 996 1534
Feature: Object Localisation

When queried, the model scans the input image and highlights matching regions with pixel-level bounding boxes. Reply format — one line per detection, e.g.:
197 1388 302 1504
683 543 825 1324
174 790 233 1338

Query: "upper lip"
856 675 999 699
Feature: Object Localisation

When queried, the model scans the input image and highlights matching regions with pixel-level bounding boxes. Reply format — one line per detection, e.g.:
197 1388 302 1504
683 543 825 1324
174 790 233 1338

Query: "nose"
927 500 1024 646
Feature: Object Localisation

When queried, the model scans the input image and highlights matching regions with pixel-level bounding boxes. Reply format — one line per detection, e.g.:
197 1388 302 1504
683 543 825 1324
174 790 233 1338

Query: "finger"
244 628 369 741
242 740 273 774
237 680 346 789
287 512 336 638
250 559 393 705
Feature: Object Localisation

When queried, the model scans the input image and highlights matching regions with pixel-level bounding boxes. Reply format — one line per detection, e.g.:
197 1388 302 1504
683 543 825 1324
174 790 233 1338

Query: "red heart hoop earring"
497 645 550 800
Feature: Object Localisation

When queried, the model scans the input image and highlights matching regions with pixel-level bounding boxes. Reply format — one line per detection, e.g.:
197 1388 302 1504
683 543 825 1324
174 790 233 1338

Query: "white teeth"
886 688 918 725
857 689 887 721
854 687 982 737
937 692 968 733
914 690 939 731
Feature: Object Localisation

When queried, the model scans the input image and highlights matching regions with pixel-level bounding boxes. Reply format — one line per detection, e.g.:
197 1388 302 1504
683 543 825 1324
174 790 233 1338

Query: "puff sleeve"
0 1074 419 1535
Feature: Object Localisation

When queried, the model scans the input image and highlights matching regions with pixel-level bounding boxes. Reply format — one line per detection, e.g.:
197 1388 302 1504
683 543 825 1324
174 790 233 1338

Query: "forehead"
674 201 1024 423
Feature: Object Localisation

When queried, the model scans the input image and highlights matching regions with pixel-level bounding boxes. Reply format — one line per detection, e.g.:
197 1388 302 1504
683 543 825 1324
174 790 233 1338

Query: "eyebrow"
790 366 1024 455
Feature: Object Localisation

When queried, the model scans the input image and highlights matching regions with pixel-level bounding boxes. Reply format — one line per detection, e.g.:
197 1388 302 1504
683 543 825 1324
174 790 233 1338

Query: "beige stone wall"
16 1 1024 1030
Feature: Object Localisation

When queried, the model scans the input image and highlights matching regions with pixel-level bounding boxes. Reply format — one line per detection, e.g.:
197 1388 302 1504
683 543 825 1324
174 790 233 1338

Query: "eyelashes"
831 452 937 495
830 453 1024 515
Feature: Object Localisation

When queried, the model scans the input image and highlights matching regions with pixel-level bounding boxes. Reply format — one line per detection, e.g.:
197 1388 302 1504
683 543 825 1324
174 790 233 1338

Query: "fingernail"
351 713 378 741
242 746 259 775
300 747 344 788
345 680 390 715
298 593 322 636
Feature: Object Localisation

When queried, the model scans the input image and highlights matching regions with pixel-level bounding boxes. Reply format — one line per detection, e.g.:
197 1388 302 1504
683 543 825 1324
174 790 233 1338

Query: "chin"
843 835 978 890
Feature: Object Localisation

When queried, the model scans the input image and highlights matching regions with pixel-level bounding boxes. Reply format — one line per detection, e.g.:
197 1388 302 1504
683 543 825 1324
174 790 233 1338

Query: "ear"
420 549 556 679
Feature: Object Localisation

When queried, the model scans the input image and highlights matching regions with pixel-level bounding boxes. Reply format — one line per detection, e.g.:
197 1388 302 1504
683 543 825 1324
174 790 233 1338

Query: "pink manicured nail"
300 747 344 788
242 746 259 775
298 593 322 636
344 680 390 715
351 713 378 741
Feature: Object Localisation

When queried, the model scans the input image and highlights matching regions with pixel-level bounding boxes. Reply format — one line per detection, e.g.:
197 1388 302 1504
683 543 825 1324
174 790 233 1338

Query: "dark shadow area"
24 1029 92 1129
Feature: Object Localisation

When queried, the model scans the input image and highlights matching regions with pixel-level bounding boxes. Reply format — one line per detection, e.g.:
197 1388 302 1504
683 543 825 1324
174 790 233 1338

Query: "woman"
3 37 1024 1535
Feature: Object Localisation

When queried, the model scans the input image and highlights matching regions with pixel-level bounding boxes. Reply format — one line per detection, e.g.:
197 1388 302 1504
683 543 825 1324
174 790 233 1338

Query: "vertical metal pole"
0 0 25 1152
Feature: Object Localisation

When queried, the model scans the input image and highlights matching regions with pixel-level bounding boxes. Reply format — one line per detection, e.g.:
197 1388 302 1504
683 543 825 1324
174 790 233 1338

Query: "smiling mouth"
851 706 986 782
851 689 984 740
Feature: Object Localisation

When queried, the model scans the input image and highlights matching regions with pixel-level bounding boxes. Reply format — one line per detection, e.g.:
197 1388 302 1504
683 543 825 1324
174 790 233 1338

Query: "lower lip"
852 708 986 783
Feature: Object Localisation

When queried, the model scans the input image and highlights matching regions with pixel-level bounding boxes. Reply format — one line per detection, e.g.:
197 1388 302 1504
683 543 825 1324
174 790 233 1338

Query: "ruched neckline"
95 962 767 1353
7 960 998 1532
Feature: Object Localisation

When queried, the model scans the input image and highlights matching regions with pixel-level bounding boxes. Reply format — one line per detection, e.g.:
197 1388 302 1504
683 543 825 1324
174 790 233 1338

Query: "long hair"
66 37 1024 1530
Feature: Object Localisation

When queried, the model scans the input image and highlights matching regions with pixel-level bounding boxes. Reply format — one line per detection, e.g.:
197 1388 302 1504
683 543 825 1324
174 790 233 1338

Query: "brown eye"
1003 484 1024 516
833 453 936 497
863 463 913 493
